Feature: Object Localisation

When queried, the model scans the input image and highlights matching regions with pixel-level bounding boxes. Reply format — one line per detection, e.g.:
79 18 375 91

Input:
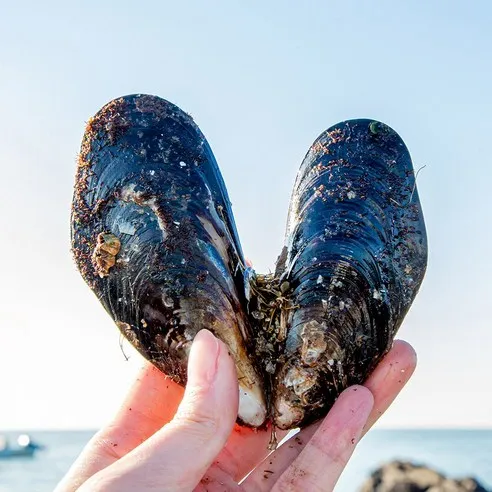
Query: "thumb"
172 328 240 449
81 329 239 492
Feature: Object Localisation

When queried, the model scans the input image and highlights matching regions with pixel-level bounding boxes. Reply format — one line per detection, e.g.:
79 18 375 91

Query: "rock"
360 461 490 492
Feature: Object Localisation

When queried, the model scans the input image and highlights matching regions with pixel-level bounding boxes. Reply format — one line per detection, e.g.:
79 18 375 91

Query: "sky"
1 0 491 430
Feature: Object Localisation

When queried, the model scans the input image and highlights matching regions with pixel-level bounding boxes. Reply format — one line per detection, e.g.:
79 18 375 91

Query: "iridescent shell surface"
71 94 427 430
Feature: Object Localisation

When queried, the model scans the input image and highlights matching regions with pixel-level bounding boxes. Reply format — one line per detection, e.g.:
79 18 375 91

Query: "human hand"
55 329 416 491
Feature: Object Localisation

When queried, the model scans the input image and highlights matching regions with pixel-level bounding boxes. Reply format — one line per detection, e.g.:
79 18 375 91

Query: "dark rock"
359 461 489 492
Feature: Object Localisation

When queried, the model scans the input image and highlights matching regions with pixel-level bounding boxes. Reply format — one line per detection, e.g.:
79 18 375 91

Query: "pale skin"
55 330 416 492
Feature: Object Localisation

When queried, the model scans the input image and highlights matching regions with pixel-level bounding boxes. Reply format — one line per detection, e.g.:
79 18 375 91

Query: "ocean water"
337 430 492 491
0 429 490 491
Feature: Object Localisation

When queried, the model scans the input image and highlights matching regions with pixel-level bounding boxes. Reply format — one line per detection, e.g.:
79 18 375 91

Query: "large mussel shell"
271 120 427 429
71 95 427 431
71 94 267 427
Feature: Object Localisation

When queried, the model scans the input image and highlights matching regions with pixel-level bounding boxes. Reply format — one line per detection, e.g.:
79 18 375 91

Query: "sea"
0 429 490 491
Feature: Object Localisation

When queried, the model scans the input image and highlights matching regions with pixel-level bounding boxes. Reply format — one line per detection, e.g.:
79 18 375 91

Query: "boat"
0 434 44 459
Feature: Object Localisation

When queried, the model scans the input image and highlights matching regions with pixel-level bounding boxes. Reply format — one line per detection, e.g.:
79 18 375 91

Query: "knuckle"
178 407 218 433
89 432 122 461
174 388 219 439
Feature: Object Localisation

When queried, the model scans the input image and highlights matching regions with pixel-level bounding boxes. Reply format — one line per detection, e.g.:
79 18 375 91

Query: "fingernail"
188 329 220 387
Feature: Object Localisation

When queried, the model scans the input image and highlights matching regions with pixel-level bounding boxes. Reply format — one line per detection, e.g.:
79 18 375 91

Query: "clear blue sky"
1 0 491 429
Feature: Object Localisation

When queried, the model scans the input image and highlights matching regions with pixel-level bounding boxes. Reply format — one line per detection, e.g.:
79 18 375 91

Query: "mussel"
71 94 427 431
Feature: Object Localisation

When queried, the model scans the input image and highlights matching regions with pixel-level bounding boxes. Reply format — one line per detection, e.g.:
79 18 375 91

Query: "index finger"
271 386 374 492
99 361 185 452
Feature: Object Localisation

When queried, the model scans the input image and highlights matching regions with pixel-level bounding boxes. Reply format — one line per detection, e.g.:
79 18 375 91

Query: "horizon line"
2 426 492 433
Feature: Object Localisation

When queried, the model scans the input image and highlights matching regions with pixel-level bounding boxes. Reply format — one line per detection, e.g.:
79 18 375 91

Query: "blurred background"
1 1 491 490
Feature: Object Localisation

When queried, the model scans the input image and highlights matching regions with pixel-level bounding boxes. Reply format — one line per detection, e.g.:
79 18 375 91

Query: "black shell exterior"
72 95 427 432
272 120 427 429
71 94 267 427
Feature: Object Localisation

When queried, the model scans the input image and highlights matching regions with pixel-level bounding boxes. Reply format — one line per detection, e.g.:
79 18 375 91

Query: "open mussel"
71 95 427 431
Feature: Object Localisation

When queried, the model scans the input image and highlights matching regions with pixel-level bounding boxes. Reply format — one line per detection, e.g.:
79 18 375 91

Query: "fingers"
242 340 416 491
274 386 373 491
107 363 184 444
59 336 417 492
362 339 417 435
54 362 184 492
80 329 239 492
242 386 373 492
199 423 289 487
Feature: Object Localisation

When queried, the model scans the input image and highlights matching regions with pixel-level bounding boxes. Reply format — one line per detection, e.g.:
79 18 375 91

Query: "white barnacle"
373 289 383 301
347 190 357 199
317 275 323 284
162 294 174 308
179 161 187 167
300 320 328 366
284 366 316 397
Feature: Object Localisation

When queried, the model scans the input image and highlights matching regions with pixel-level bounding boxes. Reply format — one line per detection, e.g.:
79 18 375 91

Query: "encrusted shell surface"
271 120 427 429
71 95 427 431
71 94 267 427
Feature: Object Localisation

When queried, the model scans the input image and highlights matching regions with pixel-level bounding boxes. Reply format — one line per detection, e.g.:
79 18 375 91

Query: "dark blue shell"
71 94 267 426
71 96 427 431
272 120 427 428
